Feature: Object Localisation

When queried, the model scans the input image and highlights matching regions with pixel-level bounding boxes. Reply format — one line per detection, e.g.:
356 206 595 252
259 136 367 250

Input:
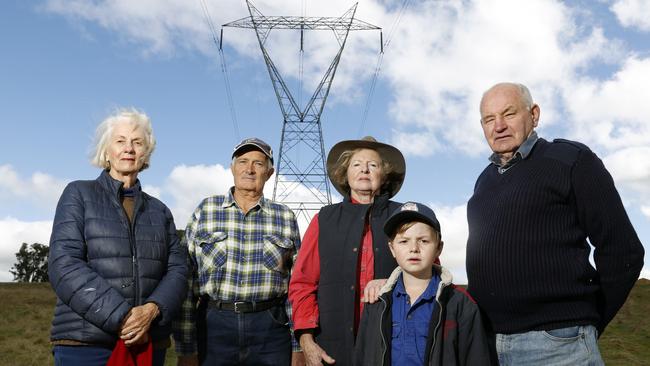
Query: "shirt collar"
489 130 539 168
223 186 268 213
394 274 407 297
393 272 439 302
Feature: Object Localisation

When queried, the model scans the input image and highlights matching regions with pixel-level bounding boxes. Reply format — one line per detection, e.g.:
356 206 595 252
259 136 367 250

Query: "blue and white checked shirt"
173 188 301 355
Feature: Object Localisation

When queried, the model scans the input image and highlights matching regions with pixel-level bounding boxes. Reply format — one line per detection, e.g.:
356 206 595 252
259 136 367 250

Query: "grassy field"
1 280 648 365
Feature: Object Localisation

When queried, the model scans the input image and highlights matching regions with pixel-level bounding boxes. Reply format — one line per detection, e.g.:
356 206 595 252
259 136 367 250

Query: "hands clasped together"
119 302 160 346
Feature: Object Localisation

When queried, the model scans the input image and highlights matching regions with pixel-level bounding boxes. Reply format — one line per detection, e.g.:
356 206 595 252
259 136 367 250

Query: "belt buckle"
233 301 246 313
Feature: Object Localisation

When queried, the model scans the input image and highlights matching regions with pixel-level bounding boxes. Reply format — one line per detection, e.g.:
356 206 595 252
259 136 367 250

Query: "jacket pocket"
262 235 294 275
196 231 228 272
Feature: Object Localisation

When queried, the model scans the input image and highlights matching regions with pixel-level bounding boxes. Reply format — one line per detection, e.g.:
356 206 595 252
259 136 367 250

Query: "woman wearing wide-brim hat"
289 136 406 366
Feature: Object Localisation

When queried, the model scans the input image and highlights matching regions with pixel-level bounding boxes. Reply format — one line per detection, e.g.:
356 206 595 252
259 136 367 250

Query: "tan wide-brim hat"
326 136 406 198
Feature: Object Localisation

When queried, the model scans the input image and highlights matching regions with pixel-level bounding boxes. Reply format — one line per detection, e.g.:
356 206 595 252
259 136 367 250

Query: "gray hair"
90 108 156 171
482 82 534 110
231 155 274 170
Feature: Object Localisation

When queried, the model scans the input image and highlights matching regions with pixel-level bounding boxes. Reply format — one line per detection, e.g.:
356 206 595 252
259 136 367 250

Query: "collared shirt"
173 187 301 355
489 130 539 174
392 273 441 366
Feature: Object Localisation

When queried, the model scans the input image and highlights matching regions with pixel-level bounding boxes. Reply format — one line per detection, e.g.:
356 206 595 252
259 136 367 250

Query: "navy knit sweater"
466 138 644 335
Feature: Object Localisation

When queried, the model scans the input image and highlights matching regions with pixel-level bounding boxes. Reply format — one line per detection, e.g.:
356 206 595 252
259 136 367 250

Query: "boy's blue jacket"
354 265 493 365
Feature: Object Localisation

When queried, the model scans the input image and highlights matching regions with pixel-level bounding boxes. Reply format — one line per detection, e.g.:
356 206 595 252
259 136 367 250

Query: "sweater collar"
489 130 539 169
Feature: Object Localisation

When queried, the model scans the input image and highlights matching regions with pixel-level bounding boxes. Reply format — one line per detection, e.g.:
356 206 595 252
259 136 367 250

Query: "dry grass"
0 280 648 365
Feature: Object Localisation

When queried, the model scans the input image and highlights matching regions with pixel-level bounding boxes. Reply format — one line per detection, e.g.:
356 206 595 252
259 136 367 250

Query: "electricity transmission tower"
223 1 381 222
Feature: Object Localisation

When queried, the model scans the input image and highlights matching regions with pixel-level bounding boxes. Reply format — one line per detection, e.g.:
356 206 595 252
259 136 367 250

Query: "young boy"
354 202 491 365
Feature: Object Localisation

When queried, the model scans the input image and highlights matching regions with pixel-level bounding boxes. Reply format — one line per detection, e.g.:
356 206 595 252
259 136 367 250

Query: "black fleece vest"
316 194 400 366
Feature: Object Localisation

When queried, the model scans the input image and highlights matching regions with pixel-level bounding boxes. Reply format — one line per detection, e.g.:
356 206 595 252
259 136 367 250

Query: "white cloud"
611 0 650 31
164 164 234 228
142 184 161 199
565 57 650 152
0 165 67 212
640 268 650 280
603 146 650 195
430 202 469 284
0 218 52 282
641 206 650 220
42 0 384 103
385 0 621 156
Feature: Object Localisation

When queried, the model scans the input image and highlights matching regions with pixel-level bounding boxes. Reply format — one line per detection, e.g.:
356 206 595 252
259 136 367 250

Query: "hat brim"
383 210 441 238
326 139 406 198
232 143 274 164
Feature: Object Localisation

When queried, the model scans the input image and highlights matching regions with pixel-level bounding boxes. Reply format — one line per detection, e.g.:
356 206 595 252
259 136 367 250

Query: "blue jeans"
495 325 604 365
53 344 166 366
201 304 291 366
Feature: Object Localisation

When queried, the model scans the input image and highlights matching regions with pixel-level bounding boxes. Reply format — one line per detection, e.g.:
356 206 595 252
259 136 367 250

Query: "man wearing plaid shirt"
173 138 303 366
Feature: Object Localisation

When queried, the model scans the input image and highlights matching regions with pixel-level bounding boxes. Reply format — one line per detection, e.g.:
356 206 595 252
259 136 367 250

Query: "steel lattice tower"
223 1 380 222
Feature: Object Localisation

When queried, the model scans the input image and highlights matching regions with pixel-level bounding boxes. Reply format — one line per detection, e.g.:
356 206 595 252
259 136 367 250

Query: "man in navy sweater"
466 82 645 365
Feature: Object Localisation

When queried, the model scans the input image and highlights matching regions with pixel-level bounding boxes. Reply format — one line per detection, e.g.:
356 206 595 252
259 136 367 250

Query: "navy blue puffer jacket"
48 170 188 346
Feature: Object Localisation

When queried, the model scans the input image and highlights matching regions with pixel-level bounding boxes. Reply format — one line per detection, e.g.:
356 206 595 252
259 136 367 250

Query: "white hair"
230 155 274 170
90 108 156 171
482 82 534 109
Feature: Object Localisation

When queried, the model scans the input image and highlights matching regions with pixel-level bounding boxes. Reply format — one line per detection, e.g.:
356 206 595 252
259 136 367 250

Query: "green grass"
1 280 649 365
599 278 650 365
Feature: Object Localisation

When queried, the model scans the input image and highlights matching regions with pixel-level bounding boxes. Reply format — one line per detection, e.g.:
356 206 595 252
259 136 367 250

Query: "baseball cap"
232 137 274 164
383 201 441 238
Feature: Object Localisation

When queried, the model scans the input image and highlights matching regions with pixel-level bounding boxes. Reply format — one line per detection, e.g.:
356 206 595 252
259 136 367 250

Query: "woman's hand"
299 332 335 366
362 278 387 304
119 302 160 346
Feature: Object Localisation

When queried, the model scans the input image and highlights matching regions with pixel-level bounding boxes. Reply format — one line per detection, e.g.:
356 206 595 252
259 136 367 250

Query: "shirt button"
350 286 355 291
352 248 358 252
407 315 412 320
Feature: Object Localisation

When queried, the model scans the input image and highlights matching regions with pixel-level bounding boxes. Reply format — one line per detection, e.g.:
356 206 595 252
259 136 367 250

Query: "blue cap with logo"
383 201 441 238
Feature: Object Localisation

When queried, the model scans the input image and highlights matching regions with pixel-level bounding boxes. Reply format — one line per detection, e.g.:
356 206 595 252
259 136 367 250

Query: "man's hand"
291 351 306 366
177 354 199 366
299 332 335 366
362 278 387 304
119 302 160 346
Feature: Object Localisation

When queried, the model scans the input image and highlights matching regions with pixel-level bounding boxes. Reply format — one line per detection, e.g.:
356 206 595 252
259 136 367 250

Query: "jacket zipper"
429 282 448 363
379 296 388 366
118 189 142 306
130 195 141 305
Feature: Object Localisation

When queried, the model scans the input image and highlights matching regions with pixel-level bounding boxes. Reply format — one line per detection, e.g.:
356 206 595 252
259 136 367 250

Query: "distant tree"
9 242 49 283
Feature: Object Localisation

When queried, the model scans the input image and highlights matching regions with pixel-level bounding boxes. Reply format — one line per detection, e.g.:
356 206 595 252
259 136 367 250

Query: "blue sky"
1 0 649 282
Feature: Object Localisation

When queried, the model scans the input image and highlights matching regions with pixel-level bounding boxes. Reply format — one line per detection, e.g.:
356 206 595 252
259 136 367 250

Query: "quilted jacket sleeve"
144 204 189 325
48 182 131 333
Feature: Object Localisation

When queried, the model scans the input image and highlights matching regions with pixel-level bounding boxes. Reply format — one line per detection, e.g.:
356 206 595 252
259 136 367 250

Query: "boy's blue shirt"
391 271 441 366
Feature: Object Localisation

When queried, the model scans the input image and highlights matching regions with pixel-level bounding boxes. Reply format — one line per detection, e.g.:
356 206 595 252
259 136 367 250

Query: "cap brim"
232 143 274 164
383 210 440 237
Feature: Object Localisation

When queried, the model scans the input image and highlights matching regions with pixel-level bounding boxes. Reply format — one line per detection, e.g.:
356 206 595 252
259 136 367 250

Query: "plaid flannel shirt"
173 188 301 354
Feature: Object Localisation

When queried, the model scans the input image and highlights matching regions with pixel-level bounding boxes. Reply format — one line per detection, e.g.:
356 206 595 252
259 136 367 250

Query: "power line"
199 0 241 140
358 0 410 136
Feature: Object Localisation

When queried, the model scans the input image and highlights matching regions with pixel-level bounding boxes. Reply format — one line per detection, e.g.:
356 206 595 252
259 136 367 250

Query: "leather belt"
207 297 285 313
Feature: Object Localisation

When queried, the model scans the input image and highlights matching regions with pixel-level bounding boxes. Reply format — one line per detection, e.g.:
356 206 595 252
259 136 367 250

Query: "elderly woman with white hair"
48 109 188 366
